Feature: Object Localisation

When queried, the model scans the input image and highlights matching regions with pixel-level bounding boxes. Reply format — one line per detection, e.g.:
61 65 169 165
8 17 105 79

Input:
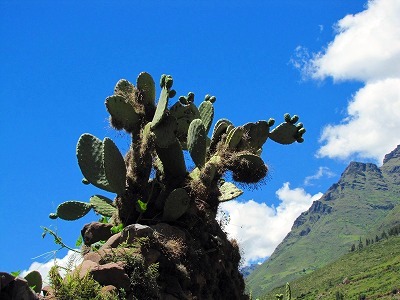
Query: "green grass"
259 236 400 300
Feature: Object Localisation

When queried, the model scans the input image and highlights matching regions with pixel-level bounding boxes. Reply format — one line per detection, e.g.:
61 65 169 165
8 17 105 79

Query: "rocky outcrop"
46 219 247 299
0 272 40 300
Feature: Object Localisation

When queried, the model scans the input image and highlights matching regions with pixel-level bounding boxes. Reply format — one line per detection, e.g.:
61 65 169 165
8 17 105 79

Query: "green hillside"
261 235 400 300
246 145 400 296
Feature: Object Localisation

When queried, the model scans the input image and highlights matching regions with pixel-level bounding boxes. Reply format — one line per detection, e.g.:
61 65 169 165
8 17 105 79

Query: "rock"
0 272 40 300
81 222 114 246
120 224 154 244
91 262 131 292
83 251 102 264
101 232 122 249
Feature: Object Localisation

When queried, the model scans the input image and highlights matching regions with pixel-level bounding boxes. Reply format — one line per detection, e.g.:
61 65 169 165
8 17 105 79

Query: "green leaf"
11 270 21 277
111 223 124 234
75 235 83 247
136 199 147 213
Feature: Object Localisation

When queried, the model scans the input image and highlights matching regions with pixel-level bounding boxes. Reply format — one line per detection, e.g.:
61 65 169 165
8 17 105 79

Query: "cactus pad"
226 126 244 150
89 195 116 217
269 114 306 145
199 100 214 134
77 134 110 192
218 182 243 202
153 115 179 148
136 72 156 107
105 95 140 132
236 121 271 152
54 201 92 221
103 137 127 195
162 188 190 221
187 119 207 168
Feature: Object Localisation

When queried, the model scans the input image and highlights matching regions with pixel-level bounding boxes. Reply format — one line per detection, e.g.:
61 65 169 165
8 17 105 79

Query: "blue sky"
1 0 400 280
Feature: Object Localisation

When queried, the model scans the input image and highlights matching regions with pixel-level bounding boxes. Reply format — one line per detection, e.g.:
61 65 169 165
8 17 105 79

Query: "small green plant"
48 265 121 300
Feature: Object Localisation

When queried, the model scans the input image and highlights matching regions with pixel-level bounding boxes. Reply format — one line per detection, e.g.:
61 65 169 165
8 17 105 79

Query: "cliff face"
246 145 400 296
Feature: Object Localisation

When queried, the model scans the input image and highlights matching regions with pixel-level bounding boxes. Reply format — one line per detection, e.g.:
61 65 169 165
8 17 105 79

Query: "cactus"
269 113 306 144
89 195 116 217
187 119 207 168
162 188 190 221
218 181 243 202
49 71 306 300
198 97 215 134
24 270 42 294
105 95 140 133
51 201 92 221
76 134 126 195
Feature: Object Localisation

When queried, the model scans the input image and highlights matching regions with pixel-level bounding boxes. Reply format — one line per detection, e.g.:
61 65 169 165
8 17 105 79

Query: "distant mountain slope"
263 236 400 300
246 145 400 296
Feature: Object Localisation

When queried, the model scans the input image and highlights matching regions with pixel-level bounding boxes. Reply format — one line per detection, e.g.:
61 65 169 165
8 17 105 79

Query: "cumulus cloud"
298 0 400 162
218 183 322 266
21 250 82 285
304 166 336 186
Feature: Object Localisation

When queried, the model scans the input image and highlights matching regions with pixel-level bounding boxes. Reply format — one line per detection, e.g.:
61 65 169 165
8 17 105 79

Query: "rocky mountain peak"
383 144 400 165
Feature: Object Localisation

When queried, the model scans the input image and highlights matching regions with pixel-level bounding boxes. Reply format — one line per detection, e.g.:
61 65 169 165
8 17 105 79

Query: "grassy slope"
261 236 400 300
246 160 400 296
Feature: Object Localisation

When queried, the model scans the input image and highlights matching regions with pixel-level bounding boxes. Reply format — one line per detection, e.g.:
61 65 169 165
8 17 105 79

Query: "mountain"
264 235 400 299
246 145 400 296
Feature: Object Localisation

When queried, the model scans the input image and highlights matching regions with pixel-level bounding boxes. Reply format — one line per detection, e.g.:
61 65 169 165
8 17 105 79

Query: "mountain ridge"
246 145 400 296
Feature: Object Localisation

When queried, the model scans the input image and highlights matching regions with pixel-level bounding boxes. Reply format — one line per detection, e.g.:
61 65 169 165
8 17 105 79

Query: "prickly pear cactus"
49 72 306 299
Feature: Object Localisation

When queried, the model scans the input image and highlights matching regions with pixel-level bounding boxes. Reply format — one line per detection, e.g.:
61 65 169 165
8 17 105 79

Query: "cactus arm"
136 72 156 108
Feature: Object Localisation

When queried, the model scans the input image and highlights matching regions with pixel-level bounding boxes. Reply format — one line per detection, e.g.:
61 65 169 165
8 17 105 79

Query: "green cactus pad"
199 100 214 134
236 121 271 152
153 115 179 148
55 201 92 221
151 85 169 129
24 270 42 293
210 119 233 150
229 153 268 183
170 101 201 148
105 95 140 132
162 188 190 221
114 79 135 97
136 72 156 107
103 138 127 195
89 195 116 217
187 119 207 168
269 119 305 145
77 134 111 192
218 182 243 202
155 140 187 179
226 126 244 150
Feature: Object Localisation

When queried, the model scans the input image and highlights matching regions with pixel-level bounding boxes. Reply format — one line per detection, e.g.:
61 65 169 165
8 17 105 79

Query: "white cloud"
304 166 336 186
21 250 82 285
300 0 400 162
218 183 322 266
